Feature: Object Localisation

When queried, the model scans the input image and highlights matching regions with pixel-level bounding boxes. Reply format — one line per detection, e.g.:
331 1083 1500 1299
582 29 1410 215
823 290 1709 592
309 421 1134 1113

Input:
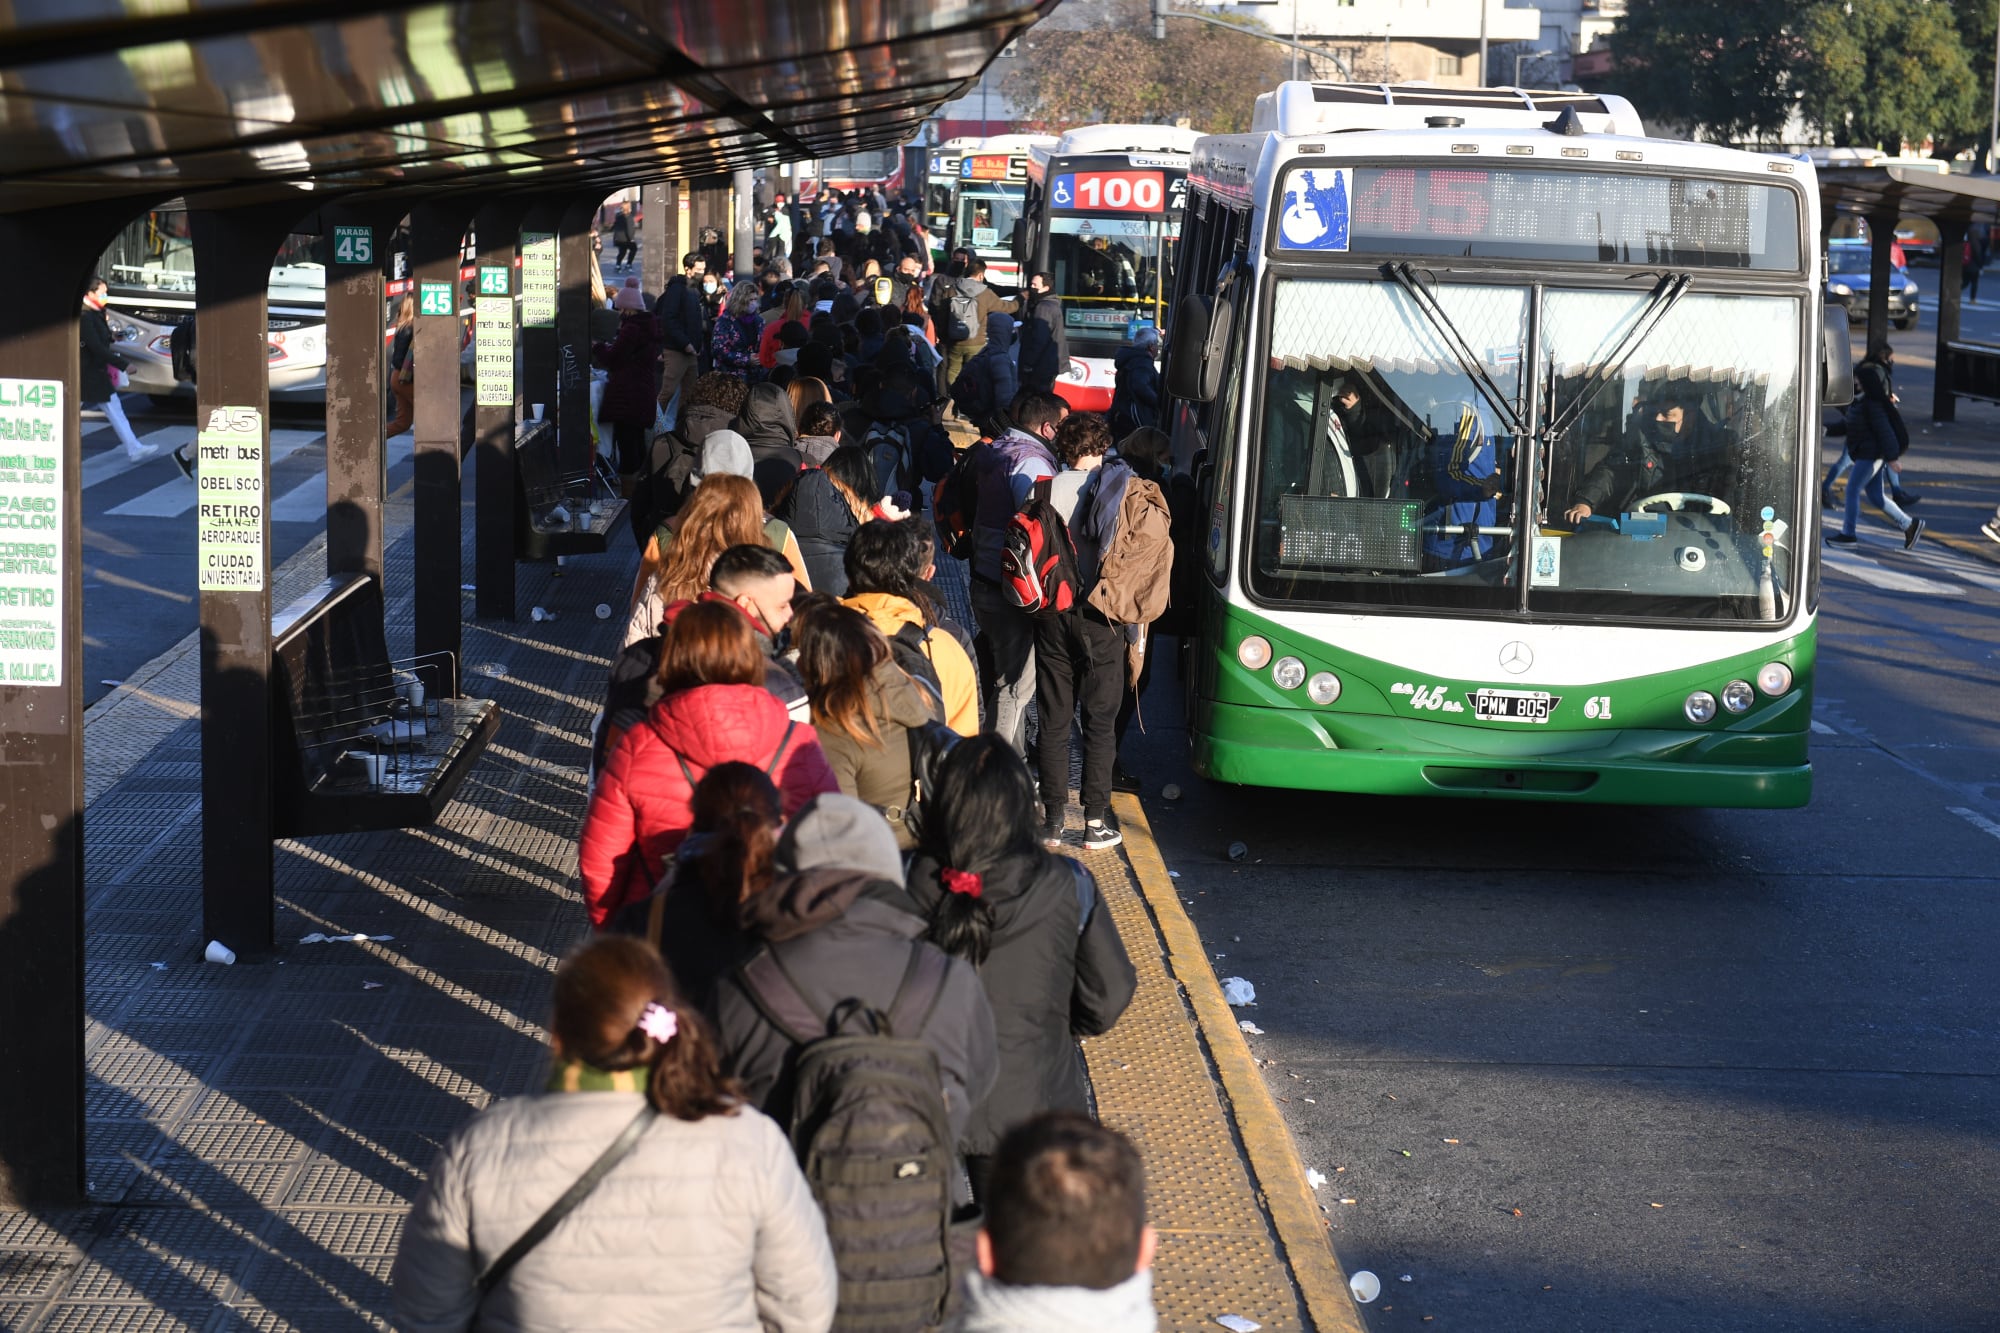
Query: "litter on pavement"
1221 976 1256 1005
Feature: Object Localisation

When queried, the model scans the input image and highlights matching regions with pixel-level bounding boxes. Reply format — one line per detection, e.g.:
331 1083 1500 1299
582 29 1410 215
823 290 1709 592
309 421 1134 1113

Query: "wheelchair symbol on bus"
1052 176 1074 208
1278 167 1350 252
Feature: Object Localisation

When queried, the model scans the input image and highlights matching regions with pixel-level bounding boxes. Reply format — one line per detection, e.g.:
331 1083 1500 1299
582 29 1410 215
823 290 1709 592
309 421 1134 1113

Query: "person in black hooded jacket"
780 446 871 597
732 381 804 510
715 793 999 1142
905 735 1137 1202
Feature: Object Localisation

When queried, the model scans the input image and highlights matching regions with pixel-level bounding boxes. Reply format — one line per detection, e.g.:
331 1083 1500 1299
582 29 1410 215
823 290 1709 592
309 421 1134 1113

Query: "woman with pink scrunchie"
903 734 1139 1204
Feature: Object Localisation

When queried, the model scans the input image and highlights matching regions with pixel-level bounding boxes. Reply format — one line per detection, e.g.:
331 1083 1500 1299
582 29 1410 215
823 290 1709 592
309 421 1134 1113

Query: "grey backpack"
737 942 961 1332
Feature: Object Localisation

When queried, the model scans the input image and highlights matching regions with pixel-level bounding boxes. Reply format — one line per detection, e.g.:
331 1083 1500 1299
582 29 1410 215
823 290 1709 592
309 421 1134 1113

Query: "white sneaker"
124 442 160 463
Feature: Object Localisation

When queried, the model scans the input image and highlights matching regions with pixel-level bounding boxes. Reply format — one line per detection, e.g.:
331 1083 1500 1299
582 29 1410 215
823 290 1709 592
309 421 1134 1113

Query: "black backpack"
737 942 963 1332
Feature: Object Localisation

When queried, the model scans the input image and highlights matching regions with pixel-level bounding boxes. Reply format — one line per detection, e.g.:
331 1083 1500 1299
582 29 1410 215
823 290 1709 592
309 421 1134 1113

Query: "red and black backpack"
1001 477 1082 616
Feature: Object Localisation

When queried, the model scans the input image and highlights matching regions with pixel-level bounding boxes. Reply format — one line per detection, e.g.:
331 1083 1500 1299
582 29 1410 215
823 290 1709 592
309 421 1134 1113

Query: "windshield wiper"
1385 262 1526 438
1540 271 1693 443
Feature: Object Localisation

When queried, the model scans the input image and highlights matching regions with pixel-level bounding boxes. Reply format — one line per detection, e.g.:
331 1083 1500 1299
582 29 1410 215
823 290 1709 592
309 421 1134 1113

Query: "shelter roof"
0 1 1052 214
1817 165 2000 226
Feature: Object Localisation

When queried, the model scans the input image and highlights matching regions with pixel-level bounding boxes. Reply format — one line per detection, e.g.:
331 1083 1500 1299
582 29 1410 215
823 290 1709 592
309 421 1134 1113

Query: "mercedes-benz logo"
1498 641 1533 674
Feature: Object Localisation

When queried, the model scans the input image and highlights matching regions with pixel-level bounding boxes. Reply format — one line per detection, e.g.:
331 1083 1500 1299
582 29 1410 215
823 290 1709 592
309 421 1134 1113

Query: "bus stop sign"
331 225 373 265
418 282 454 316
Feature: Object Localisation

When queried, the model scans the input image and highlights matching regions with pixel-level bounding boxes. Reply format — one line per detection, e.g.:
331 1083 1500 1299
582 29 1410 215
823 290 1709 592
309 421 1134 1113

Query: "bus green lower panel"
1191 699 1811 808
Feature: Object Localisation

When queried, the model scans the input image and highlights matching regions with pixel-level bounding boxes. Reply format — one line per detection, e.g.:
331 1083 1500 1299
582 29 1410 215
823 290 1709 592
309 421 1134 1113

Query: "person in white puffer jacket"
391 936 836 1333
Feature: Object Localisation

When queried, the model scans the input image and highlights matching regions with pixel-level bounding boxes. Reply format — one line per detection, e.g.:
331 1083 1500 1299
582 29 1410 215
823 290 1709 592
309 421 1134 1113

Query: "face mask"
703 281 718 294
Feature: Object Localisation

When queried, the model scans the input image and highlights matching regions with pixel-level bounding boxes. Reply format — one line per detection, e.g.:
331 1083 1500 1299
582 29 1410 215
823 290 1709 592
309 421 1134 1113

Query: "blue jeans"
1842 458 1910 536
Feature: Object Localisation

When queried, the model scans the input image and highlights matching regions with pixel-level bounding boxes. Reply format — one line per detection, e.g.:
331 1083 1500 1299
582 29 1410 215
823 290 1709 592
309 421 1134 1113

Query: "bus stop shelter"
1816 165 2000 419
0 0 1053 1207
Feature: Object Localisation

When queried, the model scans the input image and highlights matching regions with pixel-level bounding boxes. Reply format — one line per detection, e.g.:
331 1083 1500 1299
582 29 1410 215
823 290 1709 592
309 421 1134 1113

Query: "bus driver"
1562 384 1737 526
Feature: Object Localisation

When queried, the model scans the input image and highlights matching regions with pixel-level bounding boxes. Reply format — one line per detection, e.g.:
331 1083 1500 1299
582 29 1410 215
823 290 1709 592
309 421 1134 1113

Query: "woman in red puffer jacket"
580 601 839 927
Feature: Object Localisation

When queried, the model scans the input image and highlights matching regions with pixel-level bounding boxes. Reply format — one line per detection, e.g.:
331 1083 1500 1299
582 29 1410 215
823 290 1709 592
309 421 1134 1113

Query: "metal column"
409 199 478 686
1866 210 1896 354
733 167 757 278
643 182 673 298
0 206 137 1207
472 198 528 622
192 204 301 961
558 196 601 478
323 204 398 583
1934 216 1967 425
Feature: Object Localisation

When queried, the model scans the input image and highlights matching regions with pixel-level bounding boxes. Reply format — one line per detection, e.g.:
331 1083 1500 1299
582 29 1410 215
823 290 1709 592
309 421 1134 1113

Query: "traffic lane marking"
1948 807 2000 842
105 429 326 517
269 435 416 522
79 425 195 490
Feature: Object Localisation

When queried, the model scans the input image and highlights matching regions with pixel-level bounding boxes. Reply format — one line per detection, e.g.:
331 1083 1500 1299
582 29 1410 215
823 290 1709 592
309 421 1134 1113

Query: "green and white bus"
1162 84 1849 807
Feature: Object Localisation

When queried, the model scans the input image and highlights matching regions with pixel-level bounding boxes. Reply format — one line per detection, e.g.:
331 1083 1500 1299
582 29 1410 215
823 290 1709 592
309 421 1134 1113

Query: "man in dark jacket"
655 253 709 415
951 311 1021 438
1107 327 1162 440
937 258 1022 403
1016 272 1067 396
715 794 999 1141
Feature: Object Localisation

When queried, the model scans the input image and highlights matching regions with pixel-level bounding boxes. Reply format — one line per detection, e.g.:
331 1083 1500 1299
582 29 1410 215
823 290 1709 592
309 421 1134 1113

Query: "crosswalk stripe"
79 426 195 491
1822 546 1965 597
1903 545 2000 594
105 429 325 518
269 435 416 522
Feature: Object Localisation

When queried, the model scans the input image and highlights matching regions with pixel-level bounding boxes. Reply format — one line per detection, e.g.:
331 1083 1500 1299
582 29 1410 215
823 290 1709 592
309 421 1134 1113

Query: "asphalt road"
1120 481 2000 1324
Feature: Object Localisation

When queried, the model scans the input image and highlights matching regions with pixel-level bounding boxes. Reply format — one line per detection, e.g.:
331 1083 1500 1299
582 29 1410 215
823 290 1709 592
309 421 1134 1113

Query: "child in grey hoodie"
950 1111 1157 1333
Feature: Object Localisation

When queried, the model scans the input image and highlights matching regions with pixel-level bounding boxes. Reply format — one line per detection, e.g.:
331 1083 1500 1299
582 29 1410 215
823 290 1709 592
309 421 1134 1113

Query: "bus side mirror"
1821 305 1854 408
1166 292 1231 403
1011 219 1027 265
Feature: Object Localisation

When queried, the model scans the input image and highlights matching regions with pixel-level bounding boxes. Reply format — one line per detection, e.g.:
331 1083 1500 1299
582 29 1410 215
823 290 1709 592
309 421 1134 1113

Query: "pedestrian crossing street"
82 422 415 523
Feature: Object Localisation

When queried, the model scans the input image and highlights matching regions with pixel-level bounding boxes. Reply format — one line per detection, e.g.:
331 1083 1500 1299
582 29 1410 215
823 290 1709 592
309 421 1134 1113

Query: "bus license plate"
1470 689 1560 724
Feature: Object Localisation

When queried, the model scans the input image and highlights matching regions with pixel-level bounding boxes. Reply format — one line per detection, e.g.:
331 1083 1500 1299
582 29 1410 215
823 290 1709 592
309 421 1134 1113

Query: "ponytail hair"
550 935 742 1121
919 734 1038 966
682 762 782 927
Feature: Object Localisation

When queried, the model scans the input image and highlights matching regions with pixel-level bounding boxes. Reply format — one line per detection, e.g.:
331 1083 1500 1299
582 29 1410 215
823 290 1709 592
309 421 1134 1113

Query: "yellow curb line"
1112 791 1367 1333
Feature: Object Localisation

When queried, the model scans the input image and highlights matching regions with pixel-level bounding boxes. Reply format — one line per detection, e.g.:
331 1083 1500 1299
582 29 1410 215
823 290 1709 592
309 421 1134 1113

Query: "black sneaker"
170 445 194 480
1904 517 1926 550
1828 532 1858 545
1041 811 1066 849
1112 764 1141 794
1082 811 1123 851
1820 488 1836 510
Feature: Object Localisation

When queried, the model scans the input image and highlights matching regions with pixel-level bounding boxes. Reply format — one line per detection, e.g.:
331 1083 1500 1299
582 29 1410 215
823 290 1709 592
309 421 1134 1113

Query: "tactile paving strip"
1073 838 1310 1333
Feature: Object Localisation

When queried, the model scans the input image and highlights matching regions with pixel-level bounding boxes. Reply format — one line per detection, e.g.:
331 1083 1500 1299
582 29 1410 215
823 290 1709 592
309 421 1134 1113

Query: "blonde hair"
645 474 766 605
724 279 760 319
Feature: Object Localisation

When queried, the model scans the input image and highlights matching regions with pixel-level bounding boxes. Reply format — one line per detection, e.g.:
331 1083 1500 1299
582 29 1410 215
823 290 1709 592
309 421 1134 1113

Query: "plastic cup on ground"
1349 1271 1381 1304
204 940 236 966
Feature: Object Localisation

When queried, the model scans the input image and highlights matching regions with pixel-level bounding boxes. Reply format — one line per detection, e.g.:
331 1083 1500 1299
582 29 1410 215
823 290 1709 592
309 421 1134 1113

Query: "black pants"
612 421 647 476
614 238 636 267
1034 610 1123 818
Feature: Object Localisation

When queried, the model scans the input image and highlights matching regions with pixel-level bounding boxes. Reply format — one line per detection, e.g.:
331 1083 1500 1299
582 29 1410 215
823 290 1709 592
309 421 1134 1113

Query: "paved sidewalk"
3 483 1358 1331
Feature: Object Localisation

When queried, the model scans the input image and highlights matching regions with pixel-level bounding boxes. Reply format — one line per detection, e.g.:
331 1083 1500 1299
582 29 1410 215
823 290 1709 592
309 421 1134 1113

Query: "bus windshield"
958 189 1025 253
1048 216 1177 340
1247 277 1802 622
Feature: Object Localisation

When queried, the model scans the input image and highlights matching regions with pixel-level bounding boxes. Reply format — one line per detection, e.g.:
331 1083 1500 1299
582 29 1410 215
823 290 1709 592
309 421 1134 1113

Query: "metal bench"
515 417 627 559
269 574 500 837
1946 340 2000 406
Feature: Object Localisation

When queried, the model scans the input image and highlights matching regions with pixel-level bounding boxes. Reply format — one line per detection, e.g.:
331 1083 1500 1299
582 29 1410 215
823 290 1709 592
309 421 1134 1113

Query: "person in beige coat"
391 936 837 1333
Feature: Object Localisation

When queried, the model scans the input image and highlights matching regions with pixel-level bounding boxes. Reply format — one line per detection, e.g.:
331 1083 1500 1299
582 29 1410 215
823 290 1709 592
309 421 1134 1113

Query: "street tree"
1610 0 1805 143
1003 0 1287 135
1798 0 1981 153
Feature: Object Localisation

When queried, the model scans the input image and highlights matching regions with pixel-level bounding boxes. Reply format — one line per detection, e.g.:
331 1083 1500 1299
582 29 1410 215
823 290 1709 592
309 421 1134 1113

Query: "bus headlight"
1829 282 1852 296
1684 691 1718 724
1236 636 1271 670
1756 662 1793 696
1272 656 1306 690
1306 671 1341 704
1721 679 1756 714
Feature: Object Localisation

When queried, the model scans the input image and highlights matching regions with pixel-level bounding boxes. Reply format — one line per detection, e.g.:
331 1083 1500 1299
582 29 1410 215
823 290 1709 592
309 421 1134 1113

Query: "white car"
102 263 330 403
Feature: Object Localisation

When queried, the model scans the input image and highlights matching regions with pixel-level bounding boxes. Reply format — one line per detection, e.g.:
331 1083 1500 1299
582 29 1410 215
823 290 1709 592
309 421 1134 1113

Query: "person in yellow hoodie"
841 518 981 737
